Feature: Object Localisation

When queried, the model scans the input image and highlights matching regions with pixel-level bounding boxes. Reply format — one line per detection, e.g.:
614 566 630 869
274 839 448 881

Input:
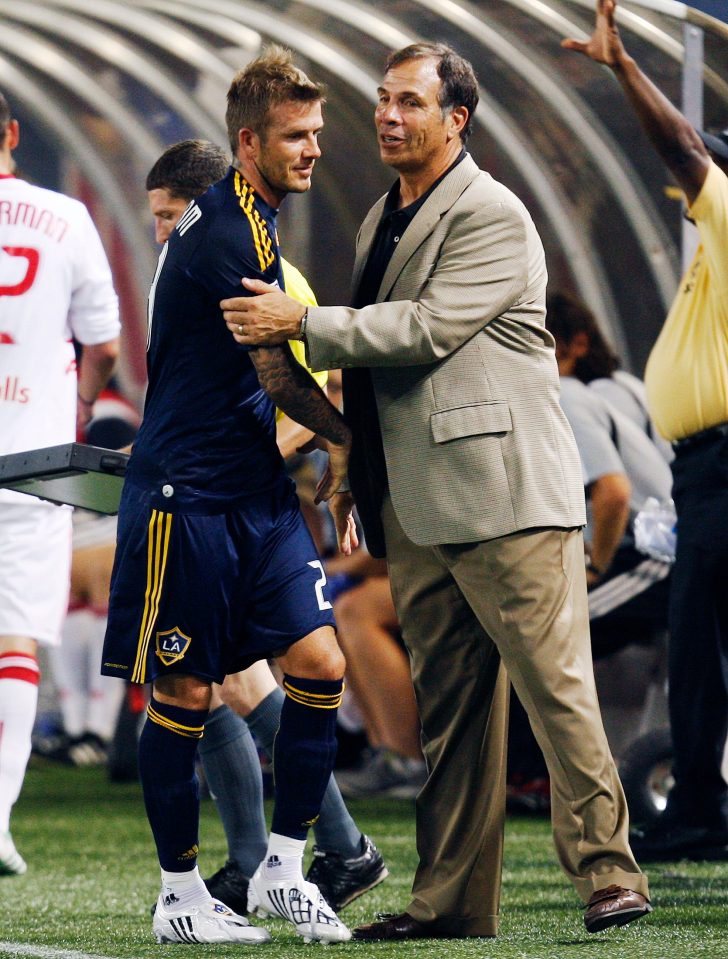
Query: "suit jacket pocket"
430 401 513 444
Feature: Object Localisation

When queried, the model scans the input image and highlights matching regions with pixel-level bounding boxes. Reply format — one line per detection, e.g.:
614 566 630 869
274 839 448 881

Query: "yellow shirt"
278 257 327 421
644 161 728 442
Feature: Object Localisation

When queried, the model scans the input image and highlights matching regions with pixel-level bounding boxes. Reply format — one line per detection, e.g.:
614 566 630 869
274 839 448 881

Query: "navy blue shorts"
101 478 336 684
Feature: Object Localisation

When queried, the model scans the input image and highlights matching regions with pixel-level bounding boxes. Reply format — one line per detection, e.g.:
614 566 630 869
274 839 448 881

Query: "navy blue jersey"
128 167 286 513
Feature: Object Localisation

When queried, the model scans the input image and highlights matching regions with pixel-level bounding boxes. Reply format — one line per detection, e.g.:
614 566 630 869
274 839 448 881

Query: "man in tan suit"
221 42 650 938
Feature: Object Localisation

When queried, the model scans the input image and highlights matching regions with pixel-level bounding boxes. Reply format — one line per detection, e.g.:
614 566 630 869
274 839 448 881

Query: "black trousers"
664 434 728 829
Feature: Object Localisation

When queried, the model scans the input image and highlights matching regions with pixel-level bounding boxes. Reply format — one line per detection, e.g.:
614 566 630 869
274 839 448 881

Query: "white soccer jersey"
0 174 119 503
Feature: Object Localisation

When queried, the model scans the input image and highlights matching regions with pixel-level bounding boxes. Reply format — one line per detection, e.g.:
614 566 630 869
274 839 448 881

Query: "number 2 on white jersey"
307 560 333 611
0 246 40 296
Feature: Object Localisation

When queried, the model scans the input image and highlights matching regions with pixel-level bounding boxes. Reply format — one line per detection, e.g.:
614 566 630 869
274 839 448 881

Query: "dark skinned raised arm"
249 344 355 552
562 0 710 204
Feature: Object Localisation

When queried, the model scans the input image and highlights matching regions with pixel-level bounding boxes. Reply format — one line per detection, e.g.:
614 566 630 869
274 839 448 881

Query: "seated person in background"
546 295 673 629
547 291 672 462
556 370 672 653
145 138 387 917
508 301 675 803
552 311 674 754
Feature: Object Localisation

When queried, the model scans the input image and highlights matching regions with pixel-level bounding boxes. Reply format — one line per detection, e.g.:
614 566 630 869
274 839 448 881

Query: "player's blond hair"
226 45 325 153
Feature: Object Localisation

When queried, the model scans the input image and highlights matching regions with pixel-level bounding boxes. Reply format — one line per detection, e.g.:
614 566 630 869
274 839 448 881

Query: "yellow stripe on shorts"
131 510 172 683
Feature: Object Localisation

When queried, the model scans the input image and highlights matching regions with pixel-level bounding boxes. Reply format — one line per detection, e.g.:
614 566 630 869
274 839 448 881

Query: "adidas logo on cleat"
247 867 351 943
152 894 271 945
169 915 198 944
164 893 180 907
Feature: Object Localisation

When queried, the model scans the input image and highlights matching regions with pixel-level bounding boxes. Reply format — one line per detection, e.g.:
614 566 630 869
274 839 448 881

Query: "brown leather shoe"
353 912 441 940
584 885 653 933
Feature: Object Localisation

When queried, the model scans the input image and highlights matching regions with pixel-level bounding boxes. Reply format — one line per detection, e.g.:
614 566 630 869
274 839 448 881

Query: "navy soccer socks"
246 684 361 855
270 675 343 839
138 697 208 872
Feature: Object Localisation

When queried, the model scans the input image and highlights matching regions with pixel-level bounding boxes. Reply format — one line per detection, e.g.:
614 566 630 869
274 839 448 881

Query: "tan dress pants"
381 496 647 936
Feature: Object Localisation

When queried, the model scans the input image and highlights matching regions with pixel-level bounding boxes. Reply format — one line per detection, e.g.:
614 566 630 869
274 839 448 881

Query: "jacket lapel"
376 154 481 303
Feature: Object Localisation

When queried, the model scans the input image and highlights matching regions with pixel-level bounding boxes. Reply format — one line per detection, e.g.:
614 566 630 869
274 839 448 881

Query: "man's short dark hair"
545 291 620 383
384 42 479 144
0 91 12 143
225 45 325 154
145 139 229 199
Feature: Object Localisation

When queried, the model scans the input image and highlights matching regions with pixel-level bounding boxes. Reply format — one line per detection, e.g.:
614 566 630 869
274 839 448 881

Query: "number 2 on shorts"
307 560 333 611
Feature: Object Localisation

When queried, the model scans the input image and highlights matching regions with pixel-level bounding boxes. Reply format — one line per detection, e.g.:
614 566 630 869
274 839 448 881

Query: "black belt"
672 421 728 452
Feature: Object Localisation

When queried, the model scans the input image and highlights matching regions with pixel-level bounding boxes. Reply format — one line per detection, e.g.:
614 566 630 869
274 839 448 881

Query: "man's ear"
4 119 20 152
447 106 468 142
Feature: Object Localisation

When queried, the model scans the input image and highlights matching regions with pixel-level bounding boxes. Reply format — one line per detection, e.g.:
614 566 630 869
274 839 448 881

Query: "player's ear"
236 127 258 159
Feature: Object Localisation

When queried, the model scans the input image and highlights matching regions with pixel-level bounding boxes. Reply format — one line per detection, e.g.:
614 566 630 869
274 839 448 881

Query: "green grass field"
2 761 728 959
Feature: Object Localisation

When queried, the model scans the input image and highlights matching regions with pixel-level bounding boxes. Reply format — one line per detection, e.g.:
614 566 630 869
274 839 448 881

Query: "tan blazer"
306 154 585 551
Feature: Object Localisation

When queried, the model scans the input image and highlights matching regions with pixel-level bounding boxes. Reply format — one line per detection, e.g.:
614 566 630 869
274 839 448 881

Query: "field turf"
2 761 728 958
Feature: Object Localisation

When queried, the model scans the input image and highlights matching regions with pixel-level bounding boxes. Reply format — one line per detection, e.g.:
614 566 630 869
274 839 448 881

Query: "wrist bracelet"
299 308 308 341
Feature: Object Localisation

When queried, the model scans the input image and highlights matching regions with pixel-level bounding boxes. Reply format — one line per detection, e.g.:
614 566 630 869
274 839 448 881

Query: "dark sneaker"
335 750 427 799
67 732 108 768
306 835 388 912
204 860 250 915
32 731 74 764
630 823 728 861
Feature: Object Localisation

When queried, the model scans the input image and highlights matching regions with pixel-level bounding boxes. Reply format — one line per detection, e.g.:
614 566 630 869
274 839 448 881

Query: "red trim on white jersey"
0 651 40 685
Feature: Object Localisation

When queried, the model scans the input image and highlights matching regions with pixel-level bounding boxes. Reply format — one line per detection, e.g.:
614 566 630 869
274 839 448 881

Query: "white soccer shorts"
0 500 72 645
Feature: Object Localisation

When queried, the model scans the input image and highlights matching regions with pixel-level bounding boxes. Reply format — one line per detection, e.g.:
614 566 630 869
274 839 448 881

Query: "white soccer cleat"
152 894 271 944
247 865 351 944
0 831 27 876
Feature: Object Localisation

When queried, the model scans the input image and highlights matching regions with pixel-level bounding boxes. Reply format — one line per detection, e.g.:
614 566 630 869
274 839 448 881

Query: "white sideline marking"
0 944 118 959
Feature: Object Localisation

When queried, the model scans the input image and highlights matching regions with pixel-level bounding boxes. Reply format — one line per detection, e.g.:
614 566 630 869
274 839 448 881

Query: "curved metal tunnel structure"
2 0 727 404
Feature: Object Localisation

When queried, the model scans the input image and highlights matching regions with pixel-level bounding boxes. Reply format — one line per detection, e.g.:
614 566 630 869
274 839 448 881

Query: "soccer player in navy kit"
102 48 354 945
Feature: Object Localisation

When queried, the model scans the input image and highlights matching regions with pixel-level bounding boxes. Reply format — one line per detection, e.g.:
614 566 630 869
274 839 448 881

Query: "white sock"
264 833 306 881
86 612 125 741
0 652 40 832
160 865 211 910
52 608 94 738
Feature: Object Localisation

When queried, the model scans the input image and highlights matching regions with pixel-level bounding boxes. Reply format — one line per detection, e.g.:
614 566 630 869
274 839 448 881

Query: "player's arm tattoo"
249 345 350 447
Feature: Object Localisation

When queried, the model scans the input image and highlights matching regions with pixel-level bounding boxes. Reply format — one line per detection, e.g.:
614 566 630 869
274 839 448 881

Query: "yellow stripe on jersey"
282 679 344 710
234 172 275 271
146 703 205 739
131 510 173 683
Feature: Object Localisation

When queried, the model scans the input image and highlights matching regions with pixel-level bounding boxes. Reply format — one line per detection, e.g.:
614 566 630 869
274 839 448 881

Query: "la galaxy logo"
155 627 191 666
